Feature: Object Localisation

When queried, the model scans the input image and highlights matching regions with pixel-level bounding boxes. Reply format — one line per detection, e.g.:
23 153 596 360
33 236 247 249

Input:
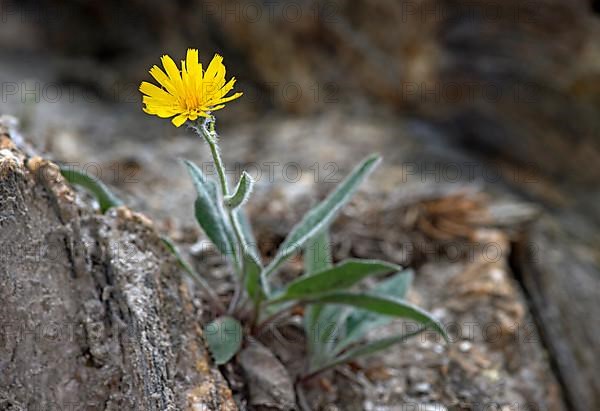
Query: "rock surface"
0 121 236 410
238 341 296 410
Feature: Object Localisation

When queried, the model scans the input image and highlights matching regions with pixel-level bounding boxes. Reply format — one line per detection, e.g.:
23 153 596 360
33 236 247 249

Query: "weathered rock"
513 216 600 411
238 341 296 411
0 123 236 410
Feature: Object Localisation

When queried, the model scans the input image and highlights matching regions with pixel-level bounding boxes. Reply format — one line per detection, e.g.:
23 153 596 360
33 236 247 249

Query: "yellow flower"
140 49 243 127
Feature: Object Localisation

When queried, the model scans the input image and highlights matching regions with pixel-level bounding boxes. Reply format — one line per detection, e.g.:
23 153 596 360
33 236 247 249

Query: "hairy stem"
201 118 229 199
197 117 247 315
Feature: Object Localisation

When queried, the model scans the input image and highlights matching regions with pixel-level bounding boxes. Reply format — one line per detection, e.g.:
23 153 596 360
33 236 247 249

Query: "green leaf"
335 270 414 354
225 171 254 209
379 269 413 300
307 270 413 361
304 229 332 276
307 327 426 375
270 259 399 303
303 292 448 342
183 160 235 259
244 248 265 303
262 154 381 291
303 229 333 355
204 316 243 365
237 209 257 250
305 303 324 350
161 236 195 275
234 208 264 302
306 303 351 367
237 208 260 268
59 167 123 213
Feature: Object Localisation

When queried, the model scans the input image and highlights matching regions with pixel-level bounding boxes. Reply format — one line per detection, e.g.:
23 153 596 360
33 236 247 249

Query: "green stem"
250 297 263 332
197 117 247 314
252 302 298 336
226 209 247 314
202 119 229 199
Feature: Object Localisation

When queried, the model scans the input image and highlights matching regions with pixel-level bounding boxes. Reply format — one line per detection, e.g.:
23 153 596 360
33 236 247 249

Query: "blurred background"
1 0 600 208
1 1 599 410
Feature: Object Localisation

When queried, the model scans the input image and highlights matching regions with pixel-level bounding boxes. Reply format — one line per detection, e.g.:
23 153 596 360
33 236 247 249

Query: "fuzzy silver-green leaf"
204 316 243 365
270 259 400 303
304 229 333 356
225 171 254 209
303 292 448 342
183 160 236 259
262 153 381 293
60 167 123 213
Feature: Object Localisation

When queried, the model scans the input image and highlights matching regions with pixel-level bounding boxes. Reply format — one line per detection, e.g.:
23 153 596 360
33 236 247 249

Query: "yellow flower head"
140 49 243 127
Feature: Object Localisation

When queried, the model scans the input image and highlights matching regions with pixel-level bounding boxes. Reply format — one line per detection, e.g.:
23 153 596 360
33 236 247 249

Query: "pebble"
433 343 445 354
483 368 500 382
459 340 473 352
490 267 505 282
413 382 431 394
431 307 448 320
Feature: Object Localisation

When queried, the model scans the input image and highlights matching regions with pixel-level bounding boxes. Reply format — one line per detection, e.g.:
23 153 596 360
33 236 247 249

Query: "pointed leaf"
335 270 414 354
244 248 265 303
235 209 264 301
307 303 352 366
303 292 448 342
262 154 381 288
161 236 196 276
60 167 123 213
204 316 243 365
225 171 254 209
271 259 400 303
183 160 235 258
308 270 414 359
238 208 257 253
304 229 333 355
345 270 413 333
304 229 333 276
307 327 426 375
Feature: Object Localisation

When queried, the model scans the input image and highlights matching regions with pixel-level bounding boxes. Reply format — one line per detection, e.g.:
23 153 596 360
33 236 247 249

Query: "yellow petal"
216 77 236 98
146 107 180 118
205 54 224 80
171 113 189 127
140 50 242 125
186 49 200 80
149 65 177 96
161 55 184 96
140 82 175 102
207 91 243 107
